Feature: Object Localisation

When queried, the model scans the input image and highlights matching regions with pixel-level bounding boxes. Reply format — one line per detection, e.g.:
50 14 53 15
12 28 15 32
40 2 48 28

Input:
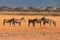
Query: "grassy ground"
0 15 59 40
0 11 60 40
0 11 60 16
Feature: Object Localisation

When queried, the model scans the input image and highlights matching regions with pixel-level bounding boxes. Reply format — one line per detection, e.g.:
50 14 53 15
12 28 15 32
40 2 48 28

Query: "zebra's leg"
33 23 35 27
13 23 15 26
50 21 51 26
28 22 30 27
43 22 46 26
3 19 5 25
40 22 42 27
53 22 56 27
19 22 21 26
10 22 11 26
12 22 15 26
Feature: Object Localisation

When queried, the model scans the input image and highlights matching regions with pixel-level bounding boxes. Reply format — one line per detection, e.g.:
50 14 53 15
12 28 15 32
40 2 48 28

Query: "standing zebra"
3 18 15 26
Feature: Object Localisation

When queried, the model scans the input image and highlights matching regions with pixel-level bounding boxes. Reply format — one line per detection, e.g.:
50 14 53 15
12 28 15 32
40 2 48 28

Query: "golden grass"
0 14 59 40
0 11 60 16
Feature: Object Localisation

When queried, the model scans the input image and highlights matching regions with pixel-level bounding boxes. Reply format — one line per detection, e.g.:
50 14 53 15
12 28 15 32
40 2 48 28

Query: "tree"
14 7 24 11
55 8 60 12
44 7 51 13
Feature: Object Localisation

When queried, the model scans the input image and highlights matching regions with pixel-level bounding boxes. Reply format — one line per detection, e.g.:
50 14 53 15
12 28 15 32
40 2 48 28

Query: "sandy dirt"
0 15 60 40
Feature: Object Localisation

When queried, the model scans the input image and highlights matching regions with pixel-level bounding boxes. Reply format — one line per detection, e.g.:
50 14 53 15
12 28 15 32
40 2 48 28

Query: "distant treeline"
0 6 60 12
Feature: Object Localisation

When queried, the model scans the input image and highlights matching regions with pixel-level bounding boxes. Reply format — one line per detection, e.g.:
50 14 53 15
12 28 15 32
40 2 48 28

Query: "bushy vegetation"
0 6 60 16
0 6 60 12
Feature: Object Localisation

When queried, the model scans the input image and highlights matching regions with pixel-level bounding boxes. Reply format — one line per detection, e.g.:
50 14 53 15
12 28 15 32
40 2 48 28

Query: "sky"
0 0 60 7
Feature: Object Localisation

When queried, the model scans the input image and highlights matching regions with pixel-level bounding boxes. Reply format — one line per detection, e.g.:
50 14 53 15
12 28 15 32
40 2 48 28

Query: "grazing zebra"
36 17 56 27
44 19 56 27
28 18 37 27
12 17 26 26
3 18 15 26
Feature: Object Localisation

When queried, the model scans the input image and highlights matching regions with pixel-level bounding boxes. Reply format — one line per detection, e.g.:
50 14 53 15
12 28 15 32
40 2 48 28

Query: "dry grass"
0 15 59 40
0 11 60 16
